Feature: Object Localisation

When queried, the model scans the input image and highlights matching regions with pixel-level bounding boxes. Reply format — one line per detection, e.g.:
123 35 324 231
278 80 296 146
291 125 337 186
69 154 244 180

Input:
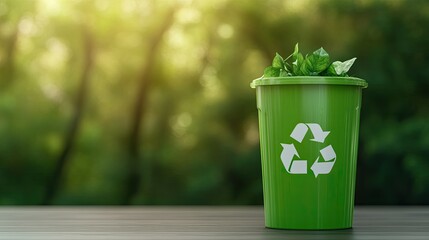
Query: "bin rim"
250 76 368 88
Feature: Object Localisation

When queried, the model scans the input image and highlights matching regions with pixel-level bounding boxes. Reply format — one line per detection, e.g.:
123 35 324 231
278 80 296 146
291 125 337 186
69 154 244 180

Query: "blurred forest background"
0 0 428 205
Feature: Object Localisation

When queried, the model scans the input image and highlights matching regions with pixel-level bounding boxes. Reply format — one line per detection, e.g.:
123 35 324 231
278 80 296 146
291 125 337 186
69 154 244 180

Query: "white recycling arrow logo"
280 123 336 177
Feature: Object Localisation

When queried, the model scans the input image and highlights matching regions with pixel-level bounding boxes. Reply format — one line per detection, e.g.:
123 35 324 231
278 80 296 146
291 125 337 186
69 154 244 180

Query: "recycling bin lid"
250 76 368 89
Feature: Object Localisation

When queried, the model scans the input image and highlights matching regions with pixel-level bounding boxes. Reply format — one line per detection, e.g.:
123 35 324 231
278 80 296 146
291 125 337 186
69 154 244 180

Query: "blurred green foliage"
0 0 428 205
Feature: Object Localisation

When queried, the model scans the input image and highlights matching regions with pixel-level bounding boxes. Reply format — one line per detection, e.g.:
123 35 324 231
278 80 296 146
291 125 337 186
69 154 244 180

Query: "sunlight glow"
283 0 310 13
170 112 193 137
200 67 223 100
19 17 38 36
42 0 61 14
217 24 234 39
40 82 63 103
177 7 201 24
40 38 69 70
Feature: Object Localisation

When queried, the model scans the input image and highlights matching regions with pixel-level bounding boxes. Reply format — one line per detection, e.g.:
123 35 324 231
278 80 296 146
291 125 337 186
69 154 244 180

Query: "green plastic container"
251 76 367 230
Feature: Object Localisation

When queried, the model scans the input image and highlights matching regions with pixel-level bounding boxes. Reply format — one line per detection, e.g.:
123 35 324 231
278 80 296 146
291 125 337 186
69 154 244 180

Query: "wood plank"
0 206 427 239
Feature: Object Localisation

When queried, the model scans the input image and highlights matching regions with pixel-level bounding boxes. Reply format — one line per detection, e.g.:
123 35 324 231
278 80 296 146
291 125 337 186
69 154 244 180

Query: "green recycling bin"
251 76 367 230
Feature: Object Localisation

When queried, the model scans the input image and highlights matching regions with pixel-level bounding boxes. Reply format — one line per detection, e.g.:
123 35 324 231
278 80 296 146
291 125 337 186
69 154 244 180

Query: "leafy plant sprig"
263 43 356 77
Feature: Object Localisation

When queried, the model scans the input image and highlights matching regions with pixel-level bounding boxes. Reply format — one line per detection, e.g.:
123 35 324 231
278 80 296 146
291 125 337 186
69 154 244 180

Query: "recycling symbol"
280 123 336 177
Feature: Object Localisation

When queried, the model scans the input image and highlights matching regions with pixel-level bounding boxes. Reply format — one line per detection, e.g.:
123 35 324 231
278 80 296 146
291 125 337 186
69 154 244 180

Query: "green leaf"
264 66 280 77
272 53 284 68
331 57 356 76
325 64 337 76
302 47 330 75
279 69 288 77
292 43 299 60
284 62 292 73
292 52 304 75
260 43 356 78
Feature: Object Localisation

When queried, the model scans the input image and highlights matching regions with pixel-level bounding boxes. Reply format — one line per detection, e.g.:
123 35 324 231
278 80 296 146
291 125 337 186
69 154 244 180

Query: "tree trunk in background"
42 26 94 205
123 7 177 205
0 23 19 90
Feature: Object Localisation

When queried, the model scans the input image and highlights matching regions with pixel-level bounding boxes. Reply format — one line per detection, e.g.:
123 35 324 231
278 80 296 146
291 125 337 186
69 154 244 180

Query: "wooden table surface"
0 206 428 239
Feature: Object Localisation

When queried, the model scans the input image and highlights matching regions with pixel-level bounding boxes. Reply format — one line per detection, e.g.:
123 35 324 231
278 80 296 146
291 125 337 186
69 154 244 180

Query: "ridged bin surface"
253 77 366 230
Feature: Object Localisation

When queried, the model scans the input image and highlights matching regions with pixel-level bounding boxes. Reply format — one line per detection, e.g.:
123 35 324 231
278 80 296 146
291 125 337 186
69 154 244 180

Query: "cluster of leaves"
264 43 356 77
